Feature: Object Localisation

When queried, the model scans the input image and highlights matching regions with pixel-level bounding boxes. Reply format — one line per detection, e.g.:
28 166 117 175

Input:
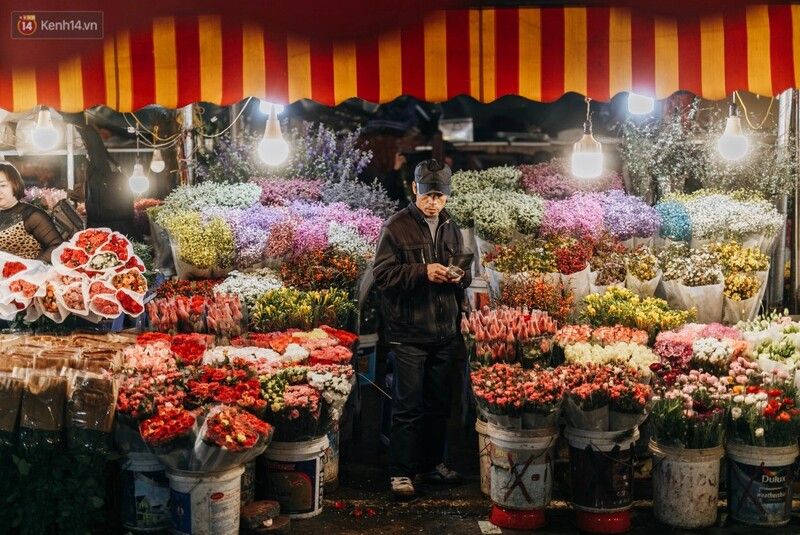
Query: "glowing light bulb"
150 149 165 173
32 109 60 151
259 99 285 115
258 104 290 166
628 93 655 115
571 133 603 179
128 163 149 195
717 116 749 161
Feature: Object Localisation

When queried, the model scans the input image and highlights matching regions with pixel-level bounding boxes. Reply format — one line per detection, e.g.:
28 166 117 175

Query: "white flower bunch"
215 269 283 308
202 346 281 365
691 337 733 371
158 181 262 219
307 368 354 420
451 166 521 195
327 222 373 259
563 342 658 376
683 194 783 241
281 343 310 364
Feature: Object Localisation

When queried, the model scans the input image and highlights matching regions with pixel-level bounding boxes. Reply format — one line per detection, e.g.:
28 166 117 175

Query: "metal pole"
794 90 800 312
181 104 194 185
770 89 792 309
66 123 75 190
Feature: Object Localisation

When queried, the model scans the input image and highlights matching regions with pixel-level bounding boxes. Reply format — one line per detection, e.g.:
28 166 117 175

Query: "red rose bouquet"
319 325 358 348
170 333 208 366
191 405 273 471
139 406 197 469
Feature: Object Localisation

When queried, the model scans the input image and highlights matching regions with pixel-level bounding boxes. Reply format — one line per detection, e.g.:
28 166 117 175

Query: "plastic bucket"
649 440 724 529
487 423 557 511
475 418 491 497
257 436 329 519
120 452 170 533
167 465 244 535
322 424 340 493
726 441 799 526
240 460 256 507
565 427 639 513
356 333 378 386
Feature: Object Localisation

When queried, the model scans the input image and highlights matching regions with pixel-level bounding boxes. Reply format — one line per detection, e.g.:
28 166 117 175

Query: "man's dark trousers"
389 338 454 477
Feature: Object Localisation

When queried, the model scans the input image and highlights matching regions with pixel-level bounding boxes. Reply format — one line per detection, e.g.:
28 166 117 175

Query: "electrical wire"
197 96 255 139
735 91 776 130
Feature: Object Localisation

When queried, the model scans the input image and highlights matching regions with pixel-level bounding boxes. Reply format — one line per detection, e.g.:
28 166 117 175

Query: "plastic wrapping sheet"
565 397 609 431
0 372 23 443
66 371 117 433
625 270 662 298
19 369 67 451
664 280 724 324
189 405 273 472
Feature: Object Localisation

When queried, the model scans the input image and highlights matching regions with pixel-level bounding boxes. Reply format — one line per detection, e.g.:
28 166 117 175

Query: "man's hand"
427 263 450 283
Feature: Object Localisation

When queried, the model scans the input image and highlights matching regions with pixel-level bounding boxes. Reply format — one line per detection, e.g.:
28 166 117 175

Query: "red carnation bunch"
170 333 208 365
139 407 196 447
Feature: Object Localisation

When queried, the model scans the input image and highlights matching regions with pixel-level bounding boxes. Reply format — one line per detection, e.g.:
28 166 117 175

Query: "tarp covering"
2 5 799 112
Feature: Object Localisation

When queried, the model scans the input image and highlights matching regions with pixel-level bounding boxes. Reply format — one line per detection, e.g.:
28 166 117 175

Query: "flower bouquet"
580 286 694 337
690 337 734 376
727 371 800 447
146 298 179 333
560 363 612 431
185 360 265 415
205 293 244 344
520 367 565 429
471 363 526 428
496 274 574 324
461 306 557 368
563 342 658 377
609 371 653 431
307 364 355 421
261 368 325 441
649 369 730 449
249 288 355 332
139 406 197 469
624 245 662 298
190 404 273 472
176 295 207 333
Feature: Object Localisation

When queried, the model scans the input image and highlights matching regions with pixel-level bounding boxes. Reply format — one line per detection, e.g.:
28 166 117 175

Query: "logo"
16 14 36 36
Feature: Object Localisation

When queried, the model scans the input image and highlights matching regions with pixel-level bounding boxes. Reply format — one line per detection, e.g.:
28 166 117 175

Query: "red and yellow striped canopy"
2 5 799 112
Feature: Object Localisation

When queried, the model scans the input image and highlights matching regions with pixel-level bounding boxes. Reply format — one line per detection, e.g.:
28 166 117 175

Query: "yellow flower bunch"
580 287 694 335
724 272 761 301
160 210 235 269
706 241 769 275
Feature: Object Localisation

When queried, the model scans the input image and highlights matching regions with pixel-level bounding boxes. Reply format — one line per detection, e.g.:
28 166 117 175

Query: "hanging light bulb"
627 92 655 115
259 99 285 115
571 97 603 179
32 107 60 151
717 93 749 161
258 103 290 166
150 149 165 173
128 163 149 195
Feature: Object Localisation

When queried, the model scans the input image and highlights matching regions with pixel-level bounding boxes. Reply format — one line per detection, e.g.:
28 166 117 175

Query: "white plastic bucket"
565 426 639 513
649 440 724 529
322 424 340 492
120 452 170 532
258 436 329 519
487 423 557 511
727 441 799 526
475 418 491 497
167 465 245 535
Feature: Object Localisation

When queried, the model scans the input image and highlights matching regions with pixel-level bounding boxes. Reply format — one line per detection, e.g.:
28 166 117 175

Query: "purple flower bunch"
282 201 383 256
601 191 661 240
519 159 623 200
540 193 605 238
253 177 324 206
203 205 291 268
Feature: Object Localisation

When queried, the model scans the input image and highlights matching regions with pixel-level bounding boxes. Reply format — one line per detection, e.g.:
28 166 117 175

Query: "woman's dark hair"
0 162 25 200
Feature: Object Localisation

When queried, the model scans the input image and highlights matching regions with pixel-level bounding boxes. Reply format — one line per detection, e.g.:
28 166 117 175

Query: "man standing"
372 159 472 499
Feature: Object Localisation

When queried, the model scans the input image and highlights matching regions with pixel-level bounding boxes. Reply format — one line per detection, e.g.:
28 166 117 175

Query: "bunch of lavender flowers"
519 159 623 200
254 177 324 206
282 123 372 182
204 205 291 268
601 190 661 240
195 132 264 183
321 178 398 220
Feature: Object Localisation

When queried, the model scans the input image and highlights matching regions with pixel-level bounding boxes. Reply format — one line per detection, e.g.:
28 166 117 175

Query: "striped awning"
2 5 800 112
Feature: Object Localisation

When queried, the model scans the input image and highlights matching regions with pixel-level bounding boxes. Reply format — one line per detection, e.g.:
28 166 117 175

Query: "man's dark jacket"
372 203 471 345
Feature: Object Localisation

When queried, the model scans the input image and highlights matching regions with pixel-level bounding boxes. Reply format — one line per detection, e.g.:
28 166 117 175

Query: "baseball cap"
414 159 452 195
